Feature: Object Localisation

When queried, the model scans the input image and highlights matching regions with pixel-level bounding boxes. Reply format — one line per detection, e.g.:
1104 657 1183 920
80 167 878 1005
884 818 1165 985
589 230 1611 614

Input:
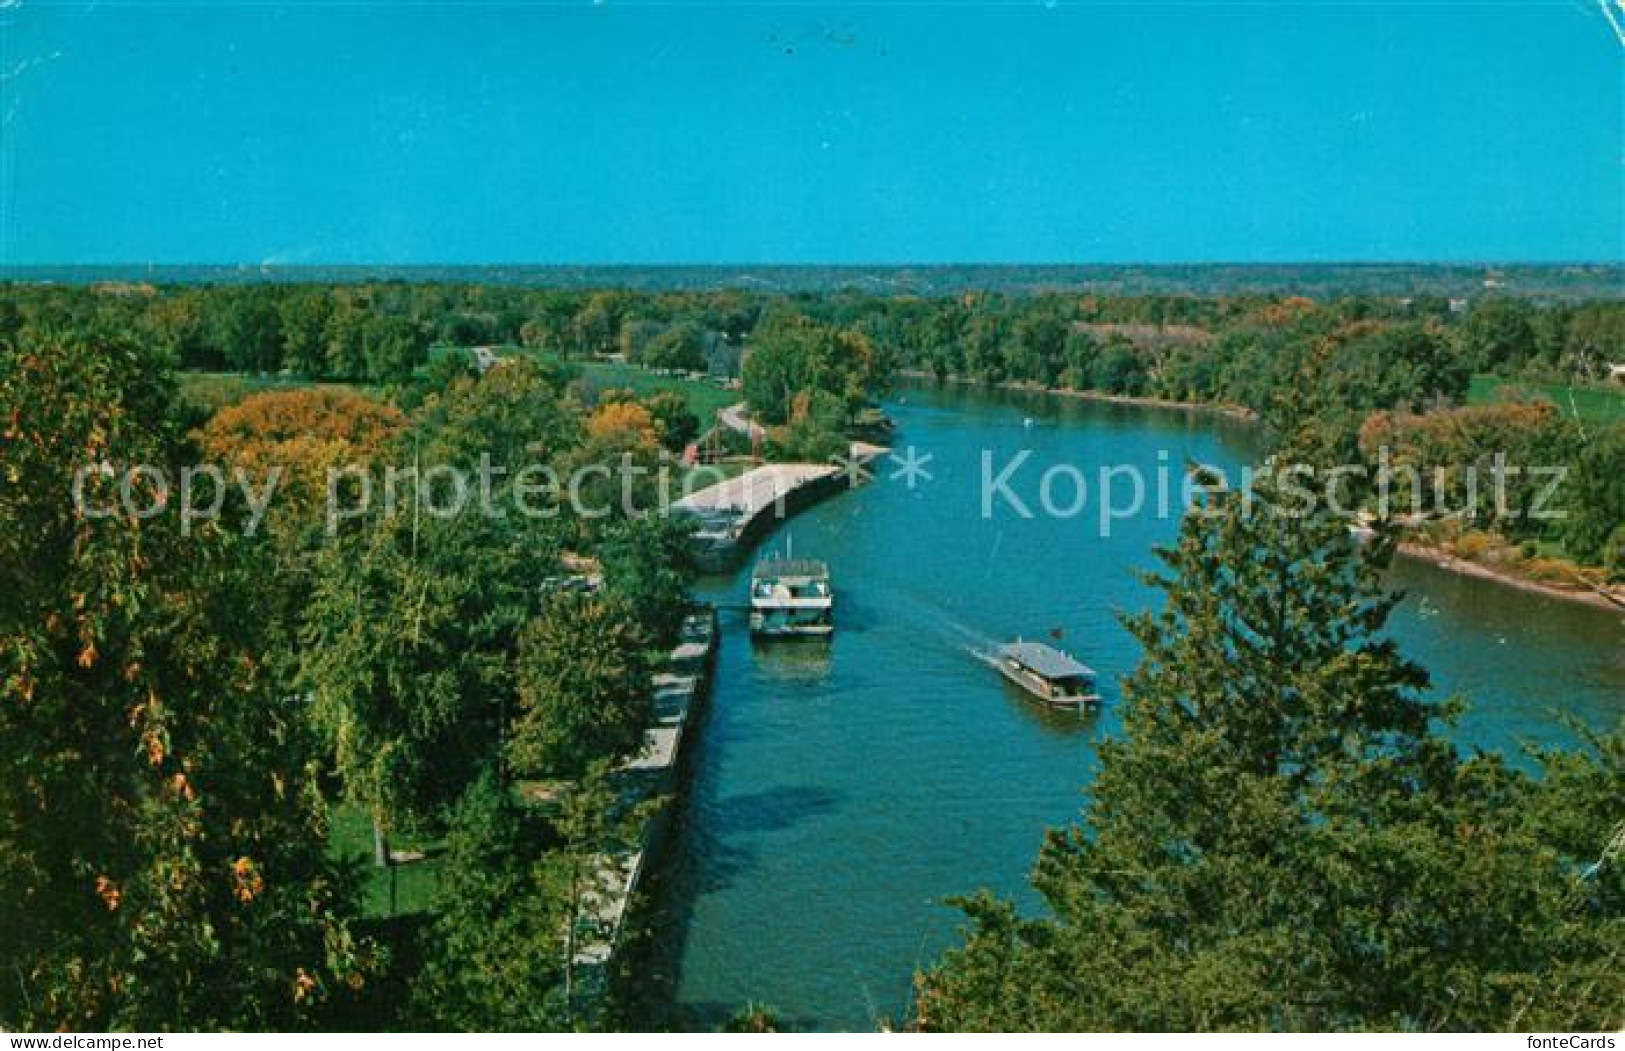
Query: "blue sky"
1 1 1620 264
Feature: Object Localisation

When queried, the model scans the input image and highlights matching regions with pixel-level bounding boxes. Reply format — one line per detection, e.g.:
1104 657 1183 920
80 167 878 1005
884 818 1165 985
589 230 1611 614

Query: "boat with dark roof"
993 640 1101 710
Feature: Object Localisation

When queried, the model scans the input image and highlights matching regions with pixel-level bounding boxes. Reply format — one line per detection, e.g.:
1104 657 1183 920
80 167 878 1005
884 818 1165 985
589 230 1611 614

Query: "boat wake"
864 580 1006 668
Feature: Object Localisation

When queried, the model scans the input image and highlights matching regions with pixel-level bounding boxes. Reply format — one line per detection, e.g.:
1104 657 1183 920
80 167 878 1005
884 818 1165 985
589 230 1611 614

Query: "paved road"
717 402 765 440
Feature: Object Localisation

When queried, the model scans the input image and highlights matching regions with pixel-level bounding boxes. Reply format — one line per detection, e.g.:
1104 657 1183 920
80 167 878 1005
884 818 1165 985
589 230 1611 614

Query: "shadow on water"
748 638 835 682
668 784 844 901
713 784 843 837
992 678 1105 739
637 782 844 1030
826 589 884 634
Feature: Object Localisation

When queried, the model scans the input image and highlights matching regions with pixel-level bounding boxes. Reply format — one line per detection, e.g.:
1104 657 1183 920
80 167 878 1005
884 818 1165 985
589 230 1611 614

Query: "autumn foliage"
199 386 404 470
1357 400 1581 535
197 387 405 534
585 400 657 446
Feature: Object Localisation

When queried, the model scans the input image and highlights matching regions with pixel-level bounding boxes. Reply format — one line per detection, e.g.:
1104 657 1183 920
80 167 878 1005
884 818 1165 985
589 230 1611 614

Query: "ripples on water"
648 382 1624 1031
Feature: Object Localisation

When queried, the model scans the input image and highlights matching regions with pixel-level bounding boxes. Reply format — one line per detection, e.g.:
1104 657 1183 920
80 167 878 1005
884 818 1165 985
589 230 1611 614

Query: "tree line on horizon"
4 279 1621 387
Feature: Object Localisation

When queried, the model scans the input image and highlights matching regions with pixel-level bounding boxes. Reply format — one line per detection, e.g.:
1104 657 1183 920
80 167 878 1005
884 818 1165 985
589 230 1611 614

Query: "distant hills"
2 263 1621 299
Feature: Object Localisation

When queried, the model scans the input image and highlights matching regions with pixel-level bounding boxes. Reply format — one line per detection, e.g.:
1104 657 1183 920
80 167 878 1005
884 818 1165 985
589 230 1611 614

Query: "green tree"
1091 339 1147 395
917 450 1622 1030
642 322 707 373
411 774 570 1030
209 289 284 374
300 497 558 864
143 291 211 370
507 596 652 780
1357 401 1582 540
416 355 582 474
1059 329 1099 390
1561 302 1625 377
1327 321 1468 414
741 324 808 426
642 389 700 451
598 515 695 647
570 293 622 356
1461 297 1539 374
414 764 658 1030
743 314 881 426
0 330 369 1030
1562 423 1625 573
363 315 428 383
766 388 848 463
278 289 334 377
1010 311 1068 387
324 302 371 380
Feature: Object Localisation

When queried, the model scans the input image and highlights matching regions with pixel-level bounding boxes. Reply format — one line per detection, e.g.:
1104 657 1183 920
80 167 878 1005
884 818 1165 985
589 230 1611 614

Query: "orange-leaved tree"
196 386 405 544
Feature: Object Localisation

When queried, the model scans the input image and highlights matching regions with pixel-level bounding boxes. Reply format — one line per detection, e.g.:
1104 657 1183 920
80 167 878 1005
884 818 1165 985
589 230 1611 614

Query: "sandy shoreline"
1394 541 1625 614
897 369 1258 421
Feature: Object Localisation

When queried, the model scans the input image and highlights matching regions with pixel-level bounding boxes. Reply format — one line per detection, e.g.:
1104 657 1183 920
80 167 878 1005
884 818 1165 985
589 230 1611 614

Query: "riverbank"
1394 539 1624 614
900 372 1621 614
897 369 1257 421
575 607 718 997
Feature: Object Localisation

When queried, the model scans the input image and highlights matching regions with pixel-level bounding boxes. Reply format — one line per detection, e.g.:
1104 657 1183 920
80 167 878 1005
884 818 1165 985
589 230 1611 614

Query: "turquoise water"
651 382 1625 1031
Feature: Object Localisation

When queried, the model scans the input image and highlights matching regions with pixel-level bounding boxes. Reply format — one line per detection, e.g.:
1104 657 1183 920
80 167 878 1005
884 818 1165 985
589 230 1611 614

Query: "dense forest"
3 278 1620 574
0 295 700 1029
0 280 1621 1031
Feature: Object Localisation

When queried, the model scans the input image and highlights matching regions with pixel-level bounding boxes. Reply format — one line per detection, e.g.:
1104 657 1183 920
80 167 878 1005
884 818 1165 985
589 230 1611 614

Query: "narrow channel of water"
651 382 1624 1031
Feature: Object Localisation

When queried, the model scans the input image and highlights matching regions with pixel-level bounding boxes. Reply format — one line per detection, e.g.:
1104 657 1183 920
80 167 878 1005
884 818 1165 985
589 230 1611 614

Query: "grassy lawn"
426 342 524 364
176 371 375 413
1466 374 1625 425
431 346 739 422
329 803 442 919
572 360 738 424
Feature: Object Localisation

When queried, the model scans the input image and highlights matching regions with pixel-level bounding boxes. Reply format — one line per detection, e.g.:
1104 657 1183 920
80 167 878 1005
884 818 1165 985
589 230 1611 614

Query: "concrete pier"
676 450 882 570
573 608 717 975
677 463 842 568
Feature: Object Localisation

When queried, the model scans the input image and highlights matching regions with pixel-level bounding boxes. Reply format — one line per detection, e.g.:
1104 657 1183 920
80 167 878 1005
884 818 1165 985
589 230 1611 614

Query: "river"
647 381 1625 1031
